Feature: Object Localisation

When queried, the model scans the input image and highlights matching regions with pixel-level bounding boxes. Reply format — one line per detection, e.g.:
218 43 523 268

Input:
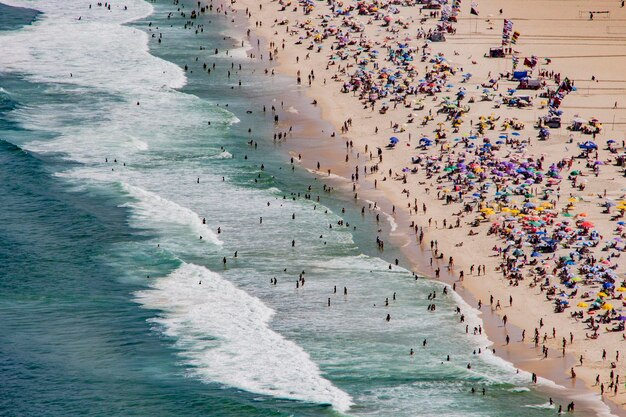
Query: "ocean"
0 1 596 415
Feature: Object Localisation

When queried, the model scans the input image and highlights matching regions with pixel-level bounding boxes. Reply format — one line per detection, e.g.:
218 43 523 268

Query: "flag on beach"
502 19 513 45
470 1 479 15
512 55 519 69
511 31 520 44
523 55 538 68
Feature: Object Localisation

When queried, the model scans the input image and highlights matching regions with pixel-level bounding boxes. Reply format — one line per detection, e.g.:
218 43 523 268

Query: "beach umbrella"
580 221 594 229
389 136 399 144
617 287 626 292
598 292 608 297
579 141 597 150
577 302 588 308
511 132 521 136
602 303 614 310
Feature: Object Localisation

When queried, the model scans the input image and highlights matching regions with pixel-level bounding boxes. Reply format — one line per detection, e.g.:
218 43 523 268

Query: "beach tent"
512 71 528 80
579 141 597 150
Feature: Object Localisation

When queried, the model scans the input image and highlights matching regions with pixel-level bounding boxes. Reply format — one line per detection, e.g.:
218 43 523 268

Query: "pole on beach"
613 113 616 130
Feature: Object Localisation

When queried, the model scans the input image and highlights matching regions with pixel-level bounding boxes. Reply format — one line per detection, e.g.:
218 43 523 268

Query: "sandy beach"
208 0 626 413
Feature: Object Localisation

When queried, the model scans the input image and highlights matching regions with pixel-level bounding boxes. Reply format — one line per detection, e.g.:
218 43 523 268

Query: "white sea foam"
363 199 398 232
210 150 232 159
0 0 185 92
305 168 349 182
120 183 222 246
134 263 353 411
525 401 555 409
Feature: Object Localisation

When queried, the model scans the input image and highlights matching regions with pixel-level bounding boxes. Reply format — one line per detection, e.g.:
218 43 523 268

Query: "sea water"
0 1 603 416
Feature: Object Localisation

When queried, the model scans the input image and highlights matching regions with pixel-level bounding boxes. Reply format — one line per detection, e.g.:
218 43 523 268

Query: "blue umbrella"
579 141 597 150
389 136 399 144
511 132 521 136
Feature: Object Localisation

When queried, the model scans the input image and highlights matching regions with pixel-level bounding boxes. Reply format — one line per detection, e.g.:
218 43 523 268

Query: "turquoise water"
0 1 593 416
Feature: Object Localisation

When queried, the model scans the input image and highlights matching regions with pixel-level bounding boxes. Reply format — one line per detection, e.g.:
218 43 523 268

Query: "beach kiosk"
517 78 542 90
544 116 561 128
488 47 505 58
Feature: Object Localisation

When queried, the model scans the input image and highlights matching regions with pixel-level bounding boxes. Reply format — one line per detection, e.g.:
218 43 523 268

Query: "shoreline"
214 0 625 414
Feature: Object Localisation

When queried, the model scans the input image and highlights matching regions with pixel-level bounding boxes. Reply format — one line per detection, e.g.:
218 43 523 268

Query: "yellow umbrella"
577 302 588 308
598 292 608 297
568 197 578 203
602 303 614 310
618 287 626 292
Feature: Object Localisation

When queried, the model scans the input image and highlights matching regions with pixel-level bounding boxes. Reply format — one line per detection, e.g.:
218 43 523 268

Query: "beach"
221 0 626 413
1 0 626 416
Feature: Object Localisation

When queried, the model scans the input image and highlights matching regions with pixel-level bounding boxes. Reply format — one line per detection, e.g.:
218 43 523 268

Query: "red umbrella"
580 221 594 229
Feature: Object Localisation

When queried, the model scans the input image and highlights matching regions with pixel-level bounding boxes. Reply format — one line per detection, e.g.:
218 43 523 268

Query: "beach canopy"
579 141 597 150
